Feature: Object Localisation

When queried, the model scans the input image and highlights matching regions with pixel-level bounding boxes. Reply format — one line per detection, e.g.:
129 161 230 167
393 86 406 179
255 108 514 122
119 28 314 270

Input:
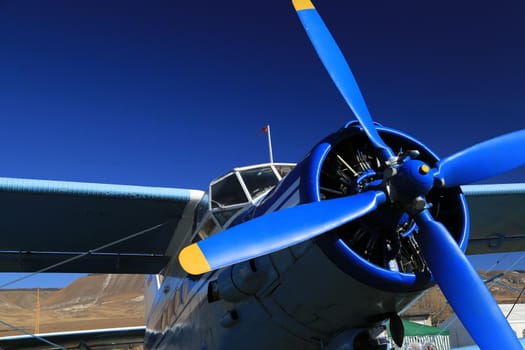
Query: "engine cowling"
254 121 469 293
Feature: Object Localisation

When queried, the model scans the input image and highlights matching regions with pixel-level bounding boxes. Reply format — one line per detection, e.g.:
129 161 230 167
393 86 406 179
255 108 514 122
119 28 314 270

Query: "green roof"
388 320 450 336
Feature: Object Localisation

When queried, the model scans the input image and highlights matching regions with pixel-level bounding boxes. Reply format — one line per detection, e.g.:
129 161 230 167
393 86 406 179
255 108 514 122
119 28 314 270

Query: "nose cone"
396 160 434 198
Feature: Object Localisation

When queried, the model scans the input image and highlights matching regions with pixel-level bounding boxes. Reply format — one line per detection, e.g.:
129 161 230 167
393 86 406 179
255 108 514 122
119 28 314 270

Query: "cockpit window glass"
240 167 279 200
210 173 248 208
274 165 294 179
193 216 217 242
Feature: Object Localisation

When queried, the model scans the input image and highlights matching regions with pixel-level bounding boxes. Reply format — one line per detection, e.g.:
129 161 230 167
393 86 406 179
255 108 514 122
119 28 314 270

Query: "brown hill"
42 274 144 309
0 289 57 311
0 274 144 337
0 270 522 338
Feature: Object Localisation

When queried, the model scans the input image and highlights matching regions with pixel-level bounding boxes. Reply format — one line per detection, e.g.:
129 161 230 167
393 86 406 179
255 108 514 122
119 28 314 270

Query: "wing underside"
0 177 205 274
462 184 525 255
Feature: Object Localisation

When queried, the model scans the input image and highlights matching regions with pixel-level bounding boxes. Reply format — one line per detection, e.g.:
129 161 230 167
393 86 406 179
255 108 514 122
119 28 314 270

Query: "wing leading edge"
462 183 525 255
0 177 205 274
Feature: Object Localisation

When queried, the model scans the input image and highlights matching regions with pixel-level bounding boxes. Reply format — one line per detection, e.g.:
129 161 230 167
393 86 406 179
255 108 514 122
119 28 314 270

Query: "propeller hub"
388 159 434 207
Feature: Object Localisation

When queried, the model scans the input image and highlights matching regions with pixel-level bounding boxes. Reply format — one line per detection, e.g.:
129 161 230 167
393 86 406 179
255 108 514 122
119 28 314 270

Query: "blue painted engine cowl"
311 122 469 293
256 122 470 294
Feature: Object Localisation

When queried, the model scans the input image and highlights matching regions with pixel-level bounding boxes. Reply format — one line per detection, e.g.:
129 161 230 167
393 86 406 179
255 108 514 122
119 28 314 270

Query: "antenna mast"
262 125 274 163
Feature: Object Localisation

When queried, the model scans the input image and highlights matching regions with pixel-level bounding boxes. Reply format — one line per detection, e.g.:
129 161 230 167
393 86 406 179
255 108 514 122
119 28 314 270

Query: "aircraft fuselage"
144 122 469 350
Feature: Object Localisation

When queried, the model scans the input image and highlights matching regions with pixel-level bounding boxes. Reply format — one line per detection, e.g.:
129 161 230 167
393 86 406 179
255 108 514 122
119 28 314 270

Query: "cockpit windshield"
239 167 279 201
210 173 248 209
206 163 295 228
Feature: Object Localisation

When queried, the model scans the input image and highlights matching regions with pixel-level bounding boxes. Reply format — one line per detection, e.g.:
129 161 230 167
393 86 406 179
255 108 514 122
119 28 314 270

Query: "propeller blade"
292 0 394 160
179 191 386 275
414 209 521 349
435 129 525 187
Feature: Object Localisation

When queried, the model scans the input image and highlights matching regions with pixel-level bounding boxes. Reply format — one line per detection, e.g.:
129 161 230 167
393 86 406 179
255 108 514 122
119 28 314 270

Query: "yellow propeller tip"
292 0 315 11
178 244 211 275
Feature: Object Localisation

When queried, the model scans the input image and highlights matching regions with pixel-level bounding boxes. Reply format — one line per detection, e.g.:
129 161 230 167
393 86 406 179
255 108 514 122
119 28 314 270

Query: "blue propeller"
415 210 521 349
292 0 394 161
179 1 524 348
290 2 522 348
179 191 386 275
435 129 525 188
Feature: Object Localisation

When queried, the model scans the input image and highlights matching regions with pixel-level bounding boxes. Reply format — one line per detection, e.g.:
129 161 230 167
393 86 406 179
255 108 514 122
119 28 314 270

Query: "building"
441 304 525 347
390 320 450 350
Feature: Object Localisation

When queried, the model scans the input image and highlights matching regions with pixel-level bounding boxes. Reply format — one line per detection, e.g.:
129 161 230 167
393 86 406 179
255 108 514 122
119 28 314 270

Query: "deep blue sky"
0 0 524 287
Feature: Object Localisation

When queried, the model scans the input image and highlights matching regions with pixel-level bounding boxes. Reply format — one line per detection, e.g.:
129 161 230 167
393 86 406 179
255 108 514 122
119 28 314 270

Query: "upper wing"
0 177 205 274
462 183 525 255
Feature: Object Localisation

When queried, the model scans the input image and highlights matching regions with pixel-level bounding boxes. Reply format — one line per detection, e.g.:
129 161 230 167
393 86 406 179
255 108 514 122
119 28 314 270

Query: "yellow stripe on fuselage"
292 0 315 11
178 243 211 275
